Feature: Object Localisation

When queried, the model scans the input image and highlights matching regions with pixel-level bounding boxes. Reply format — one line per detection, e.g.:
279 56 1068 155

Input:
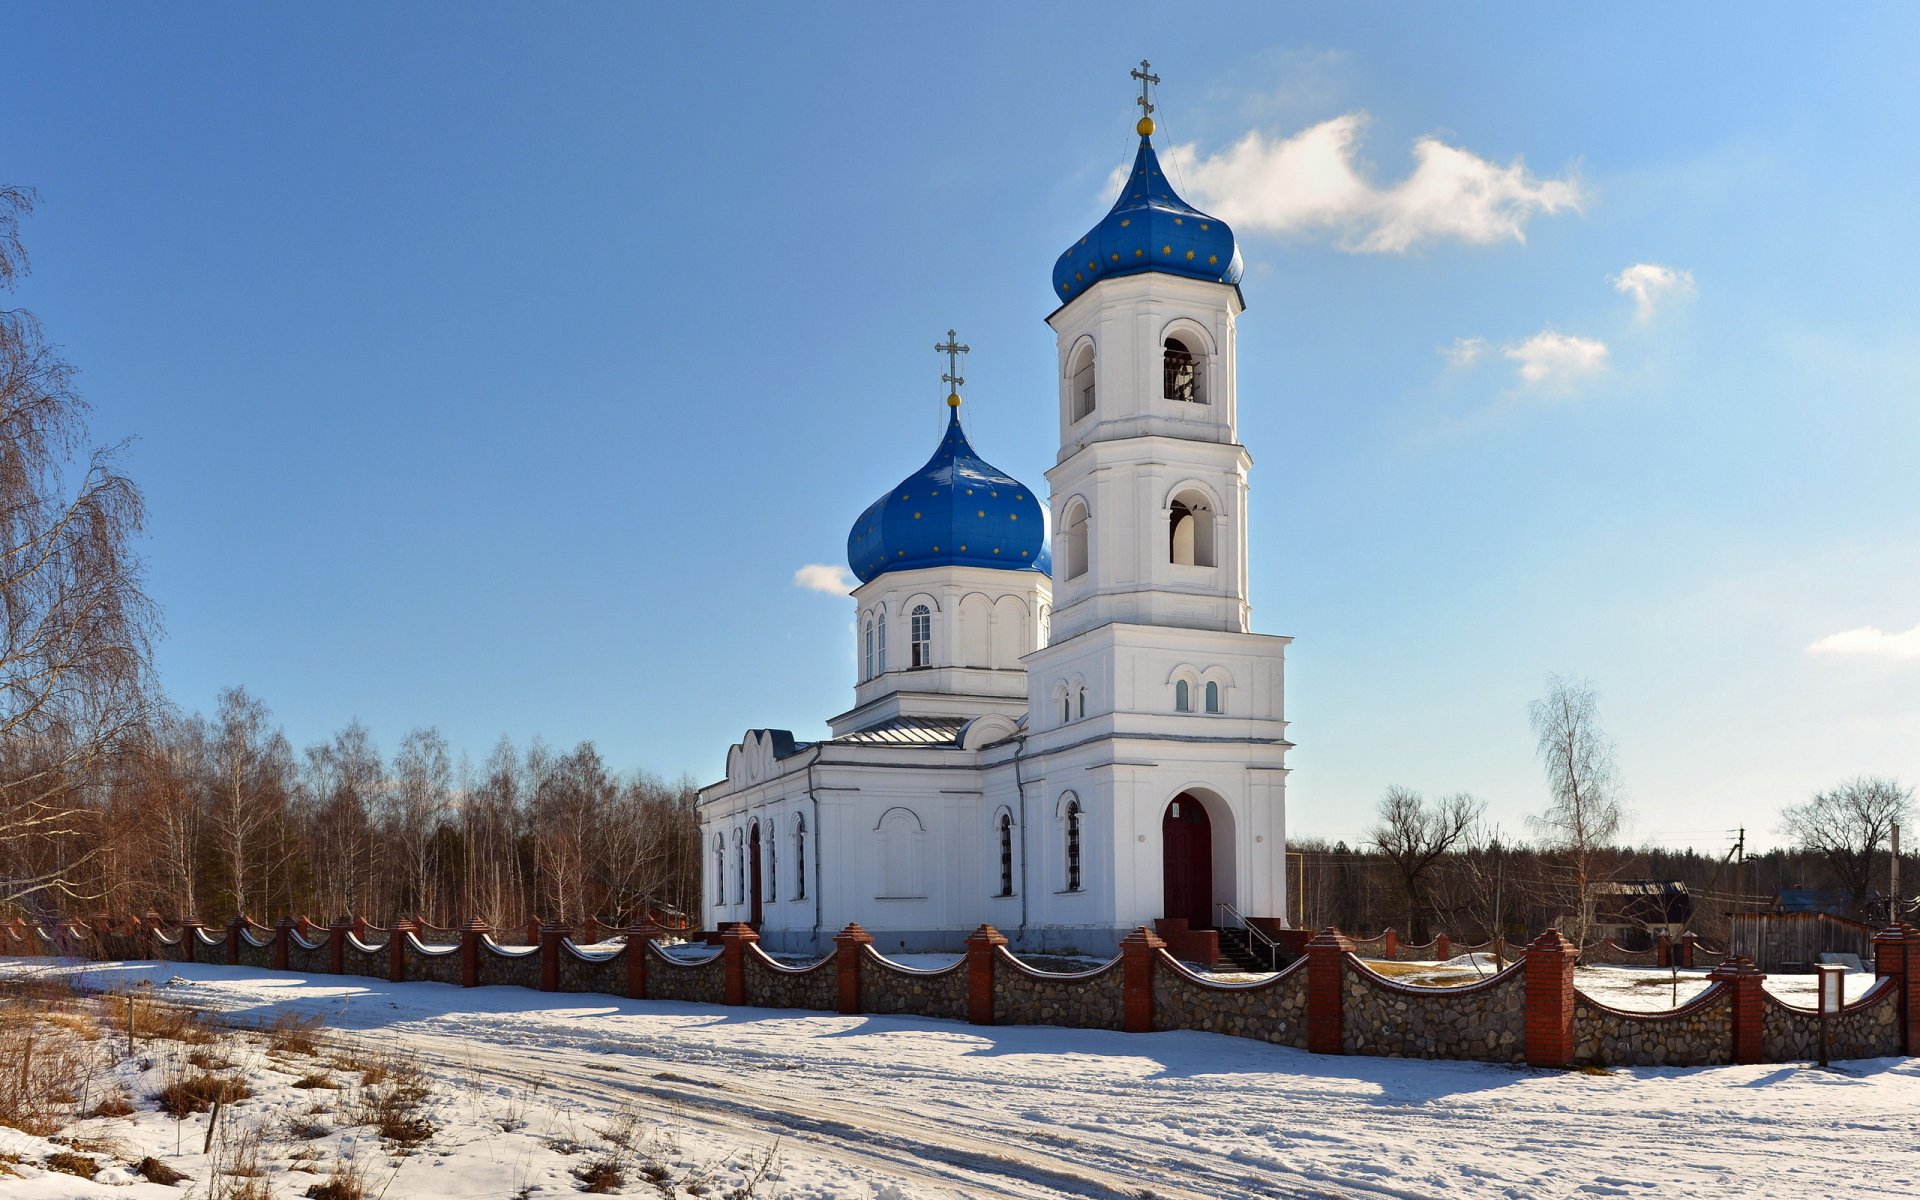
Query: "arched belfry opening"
1070 341 1096 422
1163 336 1203 404
1169 491 1215 567
1162 793 1214 929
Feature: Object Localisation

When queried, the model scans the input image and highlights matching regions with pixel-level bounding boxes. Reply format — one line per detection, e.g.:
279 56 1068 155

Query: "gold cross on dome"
936 329 970 397
1131 60 1159 118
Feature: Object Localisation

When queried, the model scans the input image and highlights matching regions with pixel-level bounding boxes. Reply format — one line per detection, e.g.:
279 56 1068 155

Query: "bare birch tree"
0 186 157 915
1527 674 1626 948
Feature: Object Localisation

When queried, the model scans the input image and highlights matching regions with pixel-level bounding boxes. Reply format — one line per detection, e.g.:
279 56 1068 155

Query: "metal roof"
827 716 970 748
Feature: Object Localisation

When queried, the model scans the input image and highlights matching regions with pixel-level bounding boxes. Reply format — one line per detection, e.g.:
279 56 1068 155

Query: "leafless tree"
0 186 157 915
1779 776 1913 918
391 727 452 920
205 688 296 917
1369 787 1484 944
1527 674 1627 948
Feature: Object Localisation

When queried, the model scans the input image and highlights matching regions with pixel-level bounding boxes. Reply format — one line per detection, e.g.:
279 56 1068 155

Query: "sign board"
1817 963 1846 1015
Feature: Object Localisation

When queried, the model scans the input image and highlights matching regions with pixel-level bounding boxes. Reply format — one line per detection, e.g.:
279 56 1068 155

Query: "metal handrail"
1216 901 1284 970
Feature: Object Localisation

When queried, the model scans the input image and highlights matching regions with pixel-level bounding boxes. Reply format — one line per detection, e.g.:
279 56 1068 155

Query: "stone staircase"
1216 925 1285 973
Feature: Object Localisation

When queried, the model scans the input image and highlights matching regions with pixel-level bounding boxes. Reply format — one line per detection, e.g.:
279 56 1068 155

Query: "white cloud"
1441 337 1489 367
792 564 855 595
1138 114 1584 254
1503 331 1609 387
1807 622 1920 663
1610 262 1695 320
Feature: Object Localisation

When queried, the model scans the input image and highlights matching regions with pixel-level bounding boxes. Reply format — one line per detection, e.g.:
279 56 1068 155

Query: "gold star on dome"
1111 254 1120 262
1173 217 1183 225
1134 249 1144 257
977 510 986 517
1208 255 1218 265
1120 219 1130 227
1008 513 1018 520
1162 245 1172 254
1200 223 1210 231
1185 250 1195 260
913 512 921 519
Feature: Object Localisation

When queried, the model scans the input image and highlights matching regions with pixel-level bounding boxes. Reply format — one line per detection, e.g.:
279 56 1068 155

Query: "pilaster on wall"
1523 930 1578 1068
720 923 759 1006
833 923 874 1015
1872 923 1919 1054
965 924 1010 1025
538 924 571 993
1119 926 1167 1033
1707 957 1765 1064
626 921 661 1000
1306 929 1355 1055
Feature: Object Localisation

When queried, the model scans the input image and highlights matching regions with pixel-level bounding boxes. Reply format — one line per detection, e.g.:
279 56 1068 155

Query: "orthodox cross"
936 329 969 396
1132 60 1159 118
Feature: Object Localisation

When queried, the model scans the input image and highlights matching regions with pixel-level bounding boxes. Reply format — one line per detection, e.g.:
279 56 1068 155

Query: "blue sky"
7 6 1916 852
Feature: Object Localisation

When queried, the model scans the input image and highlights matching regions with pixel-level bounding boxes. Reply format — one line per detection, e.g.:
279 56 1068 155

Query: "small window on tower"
1070 343 1097 422
1077 686 1087 719
910 605 932 667
1063 502 1089 580
1175 679 1192 713
997 812 1015 897
1204 680 1221 714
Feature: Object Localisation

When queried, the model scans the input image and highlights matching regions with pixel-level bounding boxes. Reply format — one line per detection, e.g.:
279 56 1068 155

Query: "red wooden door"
1162 795 1213 929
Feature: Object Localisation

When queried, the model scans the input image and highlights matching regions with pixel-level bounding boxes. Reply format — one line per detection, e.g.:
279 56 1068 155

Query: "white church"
699 72 1292 955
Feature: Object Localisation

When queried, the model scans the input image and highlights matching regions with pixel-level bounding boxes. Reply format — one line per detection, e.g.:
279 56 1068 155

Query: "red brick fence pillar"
1120 926 1166 1033
1679 931 1699 969
388 918 417 984
459 918 490 988
1872 924 1919 1055
1383 928 1398 959
1435 933 1452 963
625 920 661 1000
327 918 349 975
225 916 244 965
1306 928 1355 1054
833 923 873 1015
965 924 1008 1025
1708 957 1765 1064
538 923 571 992
1524 929 1578 1067
272 918 292 971
720 922 758 1005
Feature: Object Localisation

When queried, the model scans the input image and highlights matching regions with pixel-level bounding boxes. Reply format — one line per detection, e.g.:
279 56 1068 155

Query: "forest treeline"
18 686 703 927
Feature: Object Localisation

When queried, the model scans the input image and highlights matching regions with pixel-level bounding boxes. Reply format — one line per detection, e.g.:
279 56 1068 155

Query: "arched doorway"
748 821 763 929
1162 794 1213 928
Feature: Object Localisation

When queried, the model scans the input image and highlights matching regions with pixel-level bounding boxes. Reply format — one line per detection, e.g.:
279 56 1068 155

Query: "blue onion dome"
1053 126 1243 303
847 402 1051 584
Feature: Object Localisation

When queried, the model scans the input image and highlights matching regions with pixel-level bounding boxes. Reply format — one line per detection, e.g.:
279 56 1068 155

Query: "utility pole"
1893 823 1902 926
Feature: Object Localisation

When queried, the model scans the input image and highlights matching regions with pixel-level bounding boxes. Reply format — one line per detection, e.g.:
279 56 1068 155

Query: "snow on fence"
7 915 1918 1068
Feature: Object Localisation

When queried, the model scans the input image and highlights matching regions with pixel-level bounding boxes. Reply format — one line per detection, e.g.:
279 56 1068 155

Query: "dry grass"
343 1048 435 1148
88 1089 136 1118
265 1010 327 1057
153 1070 252 1117
305 1154 371 1200
0 993 111 1136
293 1072 340 1090
136 1156 189 1185
1356 960 1483 988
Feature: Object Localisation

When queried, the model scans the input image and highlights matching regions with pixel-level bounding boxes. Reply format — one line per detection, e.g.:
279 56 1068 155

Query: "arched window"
863 619 874 680
1163 336 1204 403
910 604 932 667
768 821 778 899
1077 686 1087 719
733 828 746 901
1175 679 1192 713
1064 798 1084 892
997 812 1015 897
876 610 887 673
1061 692 1071 723
1204 680 1221 714
1070 342 1096 422
713 835 725 904
1063 502 1089 580
794 815 808 900
1169 490 1216 567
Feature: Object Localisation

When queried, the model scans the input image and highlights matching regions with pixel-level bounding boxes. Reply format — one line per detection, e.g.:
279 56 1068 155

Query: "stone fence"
5 916 1915 1069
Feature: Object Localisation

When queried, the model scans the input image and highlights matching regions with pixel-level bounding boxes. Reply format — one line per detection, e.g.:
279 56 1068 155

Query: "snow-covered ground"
4 956 1918 1199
